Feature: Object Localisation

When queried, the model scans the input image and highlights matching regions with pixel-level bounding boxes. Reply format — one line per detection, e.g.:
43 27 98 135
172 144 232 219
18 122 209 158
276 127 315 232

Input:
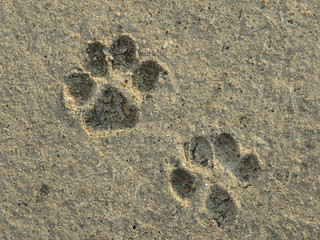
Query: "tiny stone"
162 42 169 49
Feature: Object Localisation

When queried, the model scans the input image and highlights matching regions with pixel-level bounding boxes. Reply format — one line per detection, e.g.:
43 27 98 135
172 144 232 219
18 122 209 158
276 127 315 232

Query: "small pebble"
162 42 169 49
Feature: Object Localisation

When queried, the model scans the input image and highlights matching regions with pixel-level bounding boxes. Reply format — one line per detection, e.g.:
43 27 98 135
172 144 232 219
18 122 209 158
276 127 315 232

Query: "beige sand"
0 0 319 239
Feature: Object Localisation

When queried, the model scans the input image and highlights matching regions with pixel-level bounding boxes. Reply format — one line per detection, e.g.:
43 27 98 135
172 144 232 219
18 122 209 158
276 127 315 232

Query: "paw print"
63 35 168 131
169 133 261 227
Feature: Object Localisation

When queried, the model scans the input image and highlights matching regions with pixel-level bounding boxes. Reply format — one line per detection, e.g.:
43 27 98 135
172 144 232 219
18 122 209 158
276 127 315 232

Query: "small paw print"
63 35 168 132
169 133 261 227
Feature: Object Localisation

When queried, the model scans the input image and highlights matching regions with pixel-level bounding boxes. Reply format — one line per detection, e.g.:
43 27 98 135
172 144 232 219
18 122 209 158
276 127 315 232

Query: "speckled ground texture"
0 0 319 239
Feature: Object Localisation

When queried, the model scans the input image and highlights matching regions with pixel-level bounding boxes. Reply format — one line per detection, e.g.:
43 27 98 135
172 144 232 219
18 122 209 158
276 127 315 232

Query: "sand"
0 0 319 239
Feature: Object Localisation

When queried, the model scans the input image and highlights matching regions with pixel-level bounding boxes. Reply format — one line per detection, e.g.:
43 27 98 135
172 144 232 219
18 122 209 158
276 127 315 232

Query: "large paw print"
169 133 261 227
63 35 167 131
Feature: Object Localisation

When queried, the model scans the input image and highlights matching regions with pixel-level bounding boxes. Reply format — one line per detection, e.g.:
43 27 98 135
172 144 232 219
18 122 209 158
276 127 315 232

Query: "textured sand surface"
0 1 319 239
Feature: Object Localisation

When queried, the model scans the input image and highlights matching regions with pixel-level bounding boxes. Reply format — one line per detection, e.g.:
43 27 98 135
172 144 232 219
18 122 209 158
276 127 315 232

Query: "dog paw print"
169 133 261 227
63 35 167 131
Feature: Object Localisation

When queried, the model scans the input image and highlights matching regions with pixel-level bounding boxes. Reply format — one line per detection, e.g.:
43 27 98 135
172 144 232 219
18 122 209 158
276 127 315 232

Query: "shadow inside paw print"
206 185 237 227
65 72 96 105
214 133 261 182
237 153 260 181
63 34 167 131
85 41 108 77
83 85 139 130
215 133 240 166
133 60 163 92
184 136 213 167
170 168 196 198
110 35 138 68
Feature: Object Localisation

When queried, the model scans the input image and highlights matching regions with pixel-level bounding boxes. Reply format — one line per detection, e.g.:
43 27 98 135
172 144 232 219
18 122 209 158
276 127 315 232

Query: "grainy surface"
0 0 319 239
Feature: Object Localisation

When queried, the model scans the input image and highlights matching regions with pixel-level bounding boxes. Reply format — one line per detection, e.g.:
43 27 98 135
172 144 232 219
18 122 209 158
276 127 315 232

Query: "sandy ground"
0 0 319 239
